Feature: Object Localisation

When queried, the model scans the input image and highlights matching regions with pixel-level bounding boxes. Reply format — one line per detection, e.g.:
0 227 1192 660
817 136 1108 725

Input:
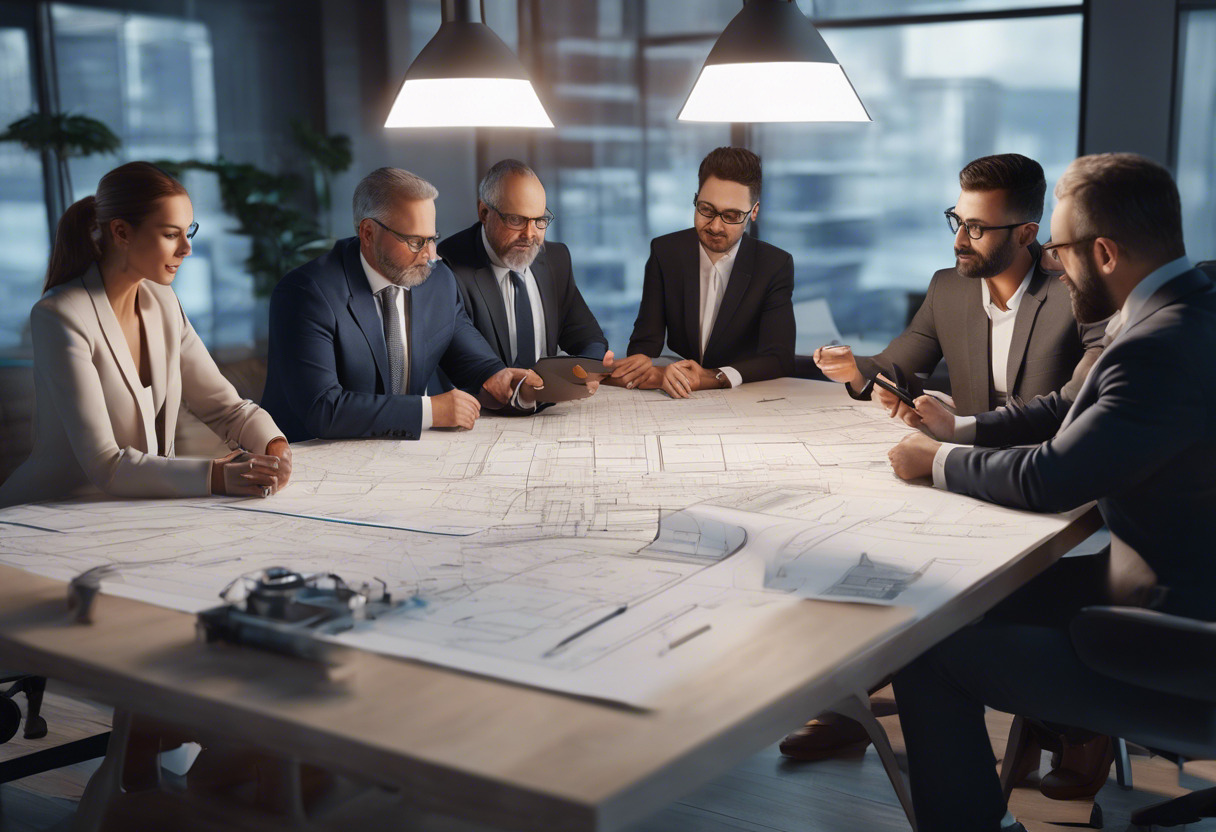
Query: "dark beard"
1067 253 1119 324
955 234 1018 279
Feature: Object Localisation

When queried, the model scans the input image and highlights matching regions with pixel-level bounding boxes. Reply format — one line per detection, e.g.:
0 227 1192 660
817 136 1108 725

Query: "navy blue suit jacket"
944 266 1216 620
261 237 504 441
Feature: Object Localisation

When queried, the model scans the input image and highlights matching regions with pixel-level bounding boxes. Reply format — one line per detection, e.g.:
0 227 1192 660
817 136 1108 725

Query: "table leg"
835 691 917 831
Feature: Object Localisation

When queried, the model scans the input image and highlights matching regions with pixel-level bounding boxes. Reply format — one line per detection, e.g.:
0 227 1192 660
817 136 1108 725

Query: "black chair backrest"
1070 606 1216 703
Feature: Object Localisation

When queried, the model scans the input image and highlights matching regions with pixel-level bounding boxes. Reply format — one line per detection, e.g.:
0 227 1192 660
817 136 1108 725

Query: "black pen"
542 604 628 658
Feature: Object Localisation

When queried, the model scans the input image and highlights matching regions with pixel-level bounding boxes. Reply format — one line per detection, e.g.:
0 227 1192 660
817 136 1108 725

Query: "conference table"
0 379 1099 831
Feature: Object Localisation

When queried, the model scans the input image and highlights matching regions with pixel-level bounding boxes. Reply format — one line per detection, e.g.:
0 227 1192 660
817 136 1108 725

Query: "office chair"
1070 606 1216 828
0 672 111 790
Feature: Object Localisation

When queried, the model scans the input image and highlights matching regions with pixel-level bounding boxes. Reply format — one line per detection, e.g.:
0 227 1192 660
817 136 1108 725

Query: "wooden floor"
2 684 1214 832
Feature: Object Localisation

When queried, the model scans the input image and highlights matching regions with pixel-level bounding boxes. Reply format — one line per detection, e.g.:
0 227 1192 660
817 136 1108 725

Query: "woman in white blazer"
0 162 292 508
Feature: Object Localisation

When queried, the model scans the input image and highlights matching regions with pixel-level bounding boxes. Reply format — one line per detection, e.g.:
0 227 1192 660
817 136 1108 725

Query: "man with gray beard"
262 167 542 442
439 159 611 377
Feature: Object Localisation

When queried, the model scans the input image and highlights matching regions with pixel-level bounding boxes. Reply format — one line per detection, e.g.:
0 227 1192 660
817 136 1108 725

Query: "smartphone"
871 375 916 408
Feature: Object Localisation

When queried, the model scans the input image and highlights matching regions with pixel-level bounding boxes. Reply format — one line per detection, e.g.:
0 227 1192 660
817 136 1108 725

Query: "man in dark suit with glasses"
610 146 795 397
438 159 611 380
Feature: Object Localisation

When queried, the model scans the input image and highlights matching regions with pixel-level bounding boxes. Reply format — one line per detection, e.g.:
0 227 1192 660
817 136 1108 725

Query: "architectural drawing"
0 379 1082 706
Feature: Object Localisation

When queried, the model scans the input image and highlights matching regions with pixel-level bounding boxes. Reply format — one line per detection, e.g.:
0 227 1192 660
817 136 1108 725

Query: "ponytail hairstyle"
44 161 188 293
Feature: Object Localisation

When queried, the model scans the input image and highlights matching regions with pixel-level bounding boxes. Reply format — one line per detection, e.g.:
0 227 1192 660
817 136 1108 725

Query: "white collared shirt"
360 251 432 430
980 265 1034 399
932 255 1196 490
481 226 547 364
697 241 742 388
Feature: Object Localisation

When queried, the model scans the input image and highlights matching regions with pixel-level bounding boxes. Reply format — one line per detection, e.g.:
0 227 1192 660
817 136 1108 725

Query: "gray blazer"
946 266 1216 620
857 244 1107 415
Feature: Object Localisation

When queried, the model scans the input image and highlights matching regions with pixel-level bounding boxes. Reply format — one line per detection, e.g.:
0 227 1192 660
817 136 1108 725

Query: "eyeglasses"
488 204 554 231
945 208 1031 240
1041 236 1101 265
367 217 441 253
694 196 756 225
186 222 199 240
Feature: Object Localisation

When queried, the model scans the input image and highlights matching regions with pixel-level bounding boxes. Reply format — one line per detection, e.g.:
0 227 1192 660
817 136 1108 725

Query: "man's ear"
1017 222 1039 248
357 218 374 250
477 200 490 225
1094 237 1120 275
750 202 760 223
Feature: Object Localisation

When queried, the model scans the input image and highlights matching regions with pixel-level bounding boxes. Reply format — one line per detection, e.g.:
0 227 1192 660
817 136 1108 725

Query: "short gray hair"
352 167 439 232
478 158 537 208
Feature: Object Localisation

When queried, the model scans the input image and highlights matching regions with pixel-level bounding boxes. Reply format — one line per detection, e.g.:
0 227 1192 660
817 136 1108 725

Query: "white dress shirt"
981 265 1034 401
697 241 742 388
931 256 1195 489
481 226 547 363
361 251 432 430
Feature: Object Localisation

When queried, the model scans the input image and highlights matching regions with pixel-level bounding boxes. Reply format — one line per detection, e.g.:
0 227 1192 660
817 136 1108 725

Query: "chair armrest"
1070 606 1216 703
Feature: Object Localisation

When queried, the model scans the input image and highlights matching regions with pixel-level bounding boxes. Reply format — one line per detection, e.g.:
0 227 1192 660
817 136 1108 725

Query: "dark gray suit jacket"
438 222 608 365
944 266 1216 620
626 229 795 383
857 244 1106 416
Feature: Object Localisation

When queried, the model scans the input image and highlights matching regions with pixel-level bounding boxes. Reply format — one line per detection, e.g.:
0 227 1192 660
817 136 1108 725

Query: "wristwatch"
713 370 730 389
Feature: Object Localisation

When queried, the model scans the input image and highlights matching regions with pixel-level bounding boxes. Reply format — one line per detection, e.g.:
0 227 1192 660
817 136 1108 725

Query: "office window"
49 4 240 346
1176 8 1216 261
755 14 1083 344
0 27 48 352
534 3 1082 352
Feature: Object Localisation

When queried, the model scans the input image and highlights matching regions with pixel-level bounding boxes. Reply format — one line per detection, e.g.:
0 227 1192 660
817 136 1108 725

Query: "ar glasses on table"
694 195 757 225
368 217 441 253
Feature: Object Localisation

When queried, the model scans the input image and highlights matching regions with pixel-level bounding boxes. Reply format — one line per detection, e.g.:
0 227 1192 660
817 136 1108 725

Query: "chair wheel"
24 714 47 740
0 696 20 744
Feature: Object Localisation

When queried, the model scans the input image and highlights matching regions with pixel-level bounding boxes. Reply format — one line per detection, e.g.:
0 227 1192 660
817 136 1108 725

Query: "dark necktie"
510 270 536 368
377 285 408 394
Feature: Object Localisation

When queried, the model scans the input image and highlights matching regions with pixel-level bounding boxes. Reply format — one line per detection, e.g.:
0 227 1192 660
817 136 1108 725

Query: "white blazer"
0 266 282 507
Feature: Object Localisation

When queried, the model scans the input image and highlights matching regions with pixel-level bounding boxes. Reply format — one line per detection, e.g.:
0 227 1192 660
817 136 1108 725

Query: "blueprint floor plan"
0 380 1080 706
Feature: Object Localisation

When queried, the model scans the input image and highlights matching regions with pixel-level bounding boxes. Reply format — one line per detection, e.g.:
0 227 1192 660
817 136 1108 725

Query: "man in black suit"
438 159 611 382
610 146 795 397
887 154 1216 832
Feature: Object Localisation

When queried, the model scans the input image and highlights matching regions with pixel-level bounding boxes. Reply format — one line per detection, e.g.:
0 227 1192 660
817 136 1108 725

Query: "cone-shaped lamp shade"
385 3 553 129
678 0 870 123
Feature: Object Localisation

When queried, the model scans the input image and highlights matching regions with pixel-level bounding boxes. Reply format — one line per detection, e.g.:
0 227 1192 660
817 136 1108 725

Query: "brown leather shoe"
778 712 871 761
1039 734 1115 800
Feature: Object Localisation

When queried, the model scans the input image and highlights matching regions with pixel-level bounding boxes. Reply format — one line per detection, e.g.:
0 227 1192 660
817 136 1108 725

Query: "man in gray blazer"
814 154 1105 418
887 154 1216 832
785 154 1106 763
438 159 611 372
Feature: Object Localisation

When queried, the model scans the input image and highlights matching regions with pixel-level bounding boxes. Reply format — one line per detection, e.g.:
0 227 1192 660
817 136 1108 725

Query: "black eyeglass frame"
367 217 441 253
1041 236 1103 264
944 207 1033 240
693 195 758 225
486 204 555 231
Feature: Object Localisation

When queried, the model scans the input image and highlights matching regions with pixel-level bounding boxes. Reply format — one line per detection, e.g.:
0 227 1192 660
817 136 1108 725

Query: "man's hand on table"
432 389 481 429
888 432 940 482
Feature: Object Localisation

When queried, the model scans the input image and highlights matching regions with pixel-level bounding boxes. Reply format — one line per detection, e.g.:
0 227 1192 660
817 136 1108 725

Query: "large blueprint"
0 380 1079 706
